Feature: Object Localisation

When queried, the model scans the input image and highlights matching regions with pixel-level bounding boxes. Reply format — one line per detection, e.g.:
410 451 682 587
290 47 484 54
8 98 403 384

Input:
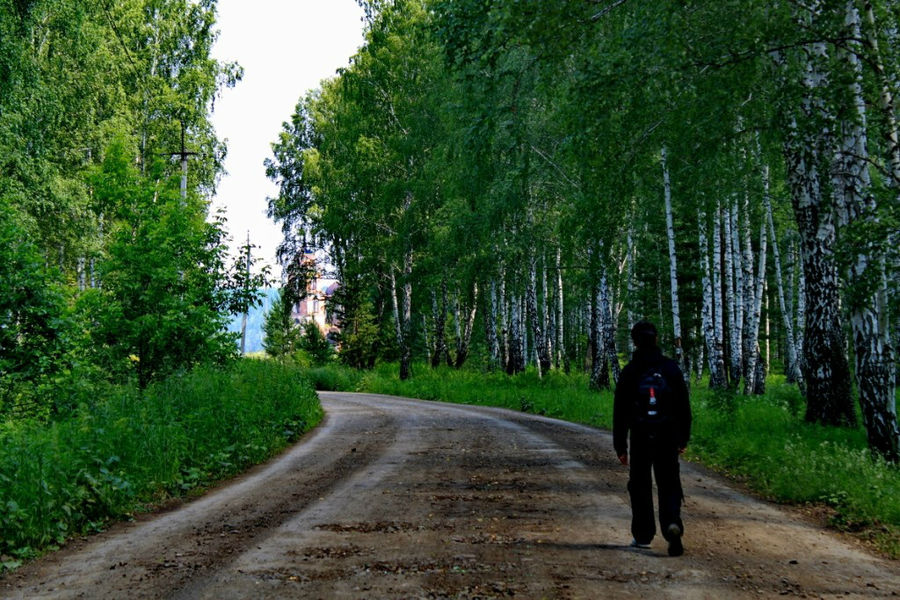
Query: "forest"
1 0 267 401
266 0 900 461
1 0 899 567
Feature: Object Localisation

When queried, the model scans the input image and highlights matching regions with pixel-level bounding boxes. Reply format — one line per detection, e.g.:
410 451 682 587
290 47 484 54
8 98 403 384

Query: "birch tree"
831 1 899 459
764 172 803 387
661 146 688 385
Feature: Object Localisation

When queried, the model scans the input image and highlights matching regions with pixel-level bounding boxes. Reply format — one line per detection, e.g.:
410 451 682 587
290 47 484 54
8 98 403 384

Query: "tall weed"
0 359 322 568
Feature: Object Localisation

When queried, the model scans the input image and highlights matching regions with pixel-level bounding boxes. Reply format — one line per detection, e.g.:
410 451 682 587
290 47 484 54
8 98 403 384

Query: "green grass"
0 359 322 569
309 362 900 557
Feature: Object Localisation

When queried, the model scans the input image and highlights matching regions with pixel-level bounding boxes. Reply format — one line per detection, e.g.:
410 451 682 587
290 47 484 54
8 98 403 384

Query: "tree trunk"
740 187 756 391
863 0 900 190
712 203 728 389
541 254 552 370
398 248 413 380
661 146 688 386
600 266 621 384
626 221 637 341
589 281 610 390
743 220 767 395
723 198 739 387
700 211 727 388
765 172 803 387
422 314 431 365
431 283 448 368
694 328 705 383
498 263 509 370
484 280 500 370
783 127 854 424
555 247 568 372
794 242 807 377
451 292 461 367
834 1 899 460
455 283 479 369
507 287 525 375
526 254 550 377
779 2 855 426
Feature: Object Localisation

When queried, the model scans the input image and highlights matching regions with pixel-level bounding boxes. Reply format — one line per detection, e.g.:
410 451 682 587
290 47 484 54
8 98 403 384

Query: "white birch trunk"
431 286 447 368
700 211 727 388
523 292 533 368
796 253 806 367
541 254 552 368
600 266 621 384
694 330 705 383
765 286 770 372
731 199 744 381
399 249 413 380
833 1 899 459
863 0 900 190
390 269 402 350
423 314 431 365
765 175 803 387
455 283 478 368
712 203 728 388
498 264 509 370
782 24 855 424
743 221 767 395
626 222 637 343
556 247 567 372
507 288 525 374
741 187 755 389
484 280 500 369
589 282 610 390
723 198 738 386
661 147 688 384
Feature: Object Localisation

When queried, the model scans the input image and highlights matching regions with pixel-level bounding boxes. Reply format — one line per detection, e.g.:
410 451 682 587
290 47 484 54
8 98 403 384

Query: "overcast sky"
210 0 365 280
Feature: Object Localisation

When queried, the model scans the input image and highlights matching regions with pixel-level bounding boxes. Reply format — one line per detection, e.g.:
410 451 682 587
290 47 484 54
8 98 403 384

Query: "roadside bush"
298 321 333 365
0 359 322 568
303 364 364 391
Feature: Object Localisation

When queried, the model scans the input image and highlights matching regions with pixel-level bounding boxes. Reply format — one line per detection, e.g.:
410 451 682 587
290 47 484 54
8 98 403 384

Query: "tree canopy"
1 0 262 409
267 0 900 460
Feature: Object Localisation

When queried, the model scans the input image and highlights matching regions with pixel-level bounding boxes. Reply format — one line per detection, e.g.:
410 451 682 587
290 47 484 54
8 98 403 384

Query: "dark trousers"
628 439 684 544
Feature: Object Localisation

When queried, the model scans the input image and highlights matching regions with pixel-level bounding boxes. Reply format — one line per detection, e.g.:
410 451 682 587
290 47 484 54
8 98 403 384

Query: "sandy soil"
2 392 897 599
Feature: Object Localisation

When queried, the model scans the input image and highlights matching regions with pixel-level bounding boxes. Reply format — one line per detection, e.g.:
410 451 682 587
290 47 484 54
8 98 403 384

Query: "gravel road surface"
2 392 897 599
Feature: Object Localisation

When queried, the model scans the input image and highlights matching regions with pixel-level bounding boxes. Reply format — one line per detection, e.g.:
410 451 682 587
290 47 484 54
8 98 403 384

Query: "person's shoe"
666 523 684 557
630 538 652 549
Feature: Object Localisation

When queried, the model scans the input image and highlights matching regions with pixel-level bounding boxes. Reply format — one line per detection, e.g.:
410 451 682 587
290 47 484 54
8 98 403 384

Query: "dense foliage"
1 0 265 410
267 0 900 460
0 359 322 569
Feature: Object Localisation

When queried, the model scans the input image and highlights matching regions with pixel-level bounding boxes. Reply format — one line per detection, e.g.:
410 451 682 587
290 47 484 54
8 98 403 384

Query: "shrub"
0 359 322 567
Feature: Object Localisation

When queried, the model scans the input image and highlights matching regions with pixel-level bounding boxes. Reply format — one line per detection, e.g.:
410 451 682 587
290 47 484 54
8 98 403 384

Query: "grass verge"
0 359 322 570
308 362 900 558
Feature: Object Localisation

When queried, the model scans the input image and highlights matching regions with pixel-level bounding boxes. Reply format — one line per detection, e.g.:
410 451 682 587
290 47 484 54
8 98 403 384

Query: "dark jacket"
613 346 691 457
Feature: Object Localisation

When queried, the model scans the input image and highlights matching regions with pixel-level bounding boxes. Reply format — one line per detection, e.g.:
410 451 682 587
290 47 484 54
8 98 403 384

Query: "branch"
590 0 630 22
833 148 900 188
695 35 862 71
530 144 581 191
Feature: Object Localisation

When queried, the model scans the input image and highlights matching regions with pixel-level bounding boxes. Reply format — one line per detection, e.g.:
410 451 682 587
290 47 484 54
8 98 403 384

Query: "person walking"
613 320 692 556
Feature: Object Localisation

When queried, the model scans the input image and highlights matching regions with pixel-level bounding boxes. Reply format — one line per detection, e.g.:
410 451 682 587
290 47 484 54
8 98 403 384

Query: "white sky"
209 0 365 280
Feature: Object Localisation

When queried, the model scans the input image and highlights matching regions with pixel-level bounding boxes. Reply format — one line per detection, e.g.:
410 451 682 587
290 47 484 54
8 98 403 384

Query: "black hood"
631 346 663 369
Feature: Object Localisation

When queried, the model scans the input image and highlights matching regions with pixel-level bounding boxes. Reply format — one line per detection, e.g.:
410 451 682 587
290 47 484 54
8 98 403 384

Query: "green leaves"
0 202 71 408
0 360 323 566
78 137 252 388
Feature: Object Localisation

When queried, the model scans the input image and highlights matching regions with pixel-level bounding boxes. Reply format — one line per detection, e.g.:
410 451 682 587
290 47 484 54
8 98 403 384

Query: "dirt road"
2 392 897 599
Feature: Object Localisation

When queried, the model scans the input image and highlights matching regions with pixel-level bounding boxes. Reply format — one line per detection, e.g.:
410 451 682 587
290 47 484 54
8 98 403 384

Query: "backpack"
634 367 670 437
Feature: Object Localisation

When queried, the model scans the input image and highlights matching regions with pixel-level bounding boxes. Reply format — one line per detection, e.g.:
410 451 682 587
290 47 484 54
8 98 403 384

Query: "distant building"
290 250 339 340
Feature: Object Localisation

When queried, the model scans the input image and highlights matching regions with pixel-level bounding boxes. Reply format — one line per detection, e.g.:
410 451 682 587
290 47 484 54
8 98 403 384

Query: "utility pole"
161 120 198 201
240 231 251 355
